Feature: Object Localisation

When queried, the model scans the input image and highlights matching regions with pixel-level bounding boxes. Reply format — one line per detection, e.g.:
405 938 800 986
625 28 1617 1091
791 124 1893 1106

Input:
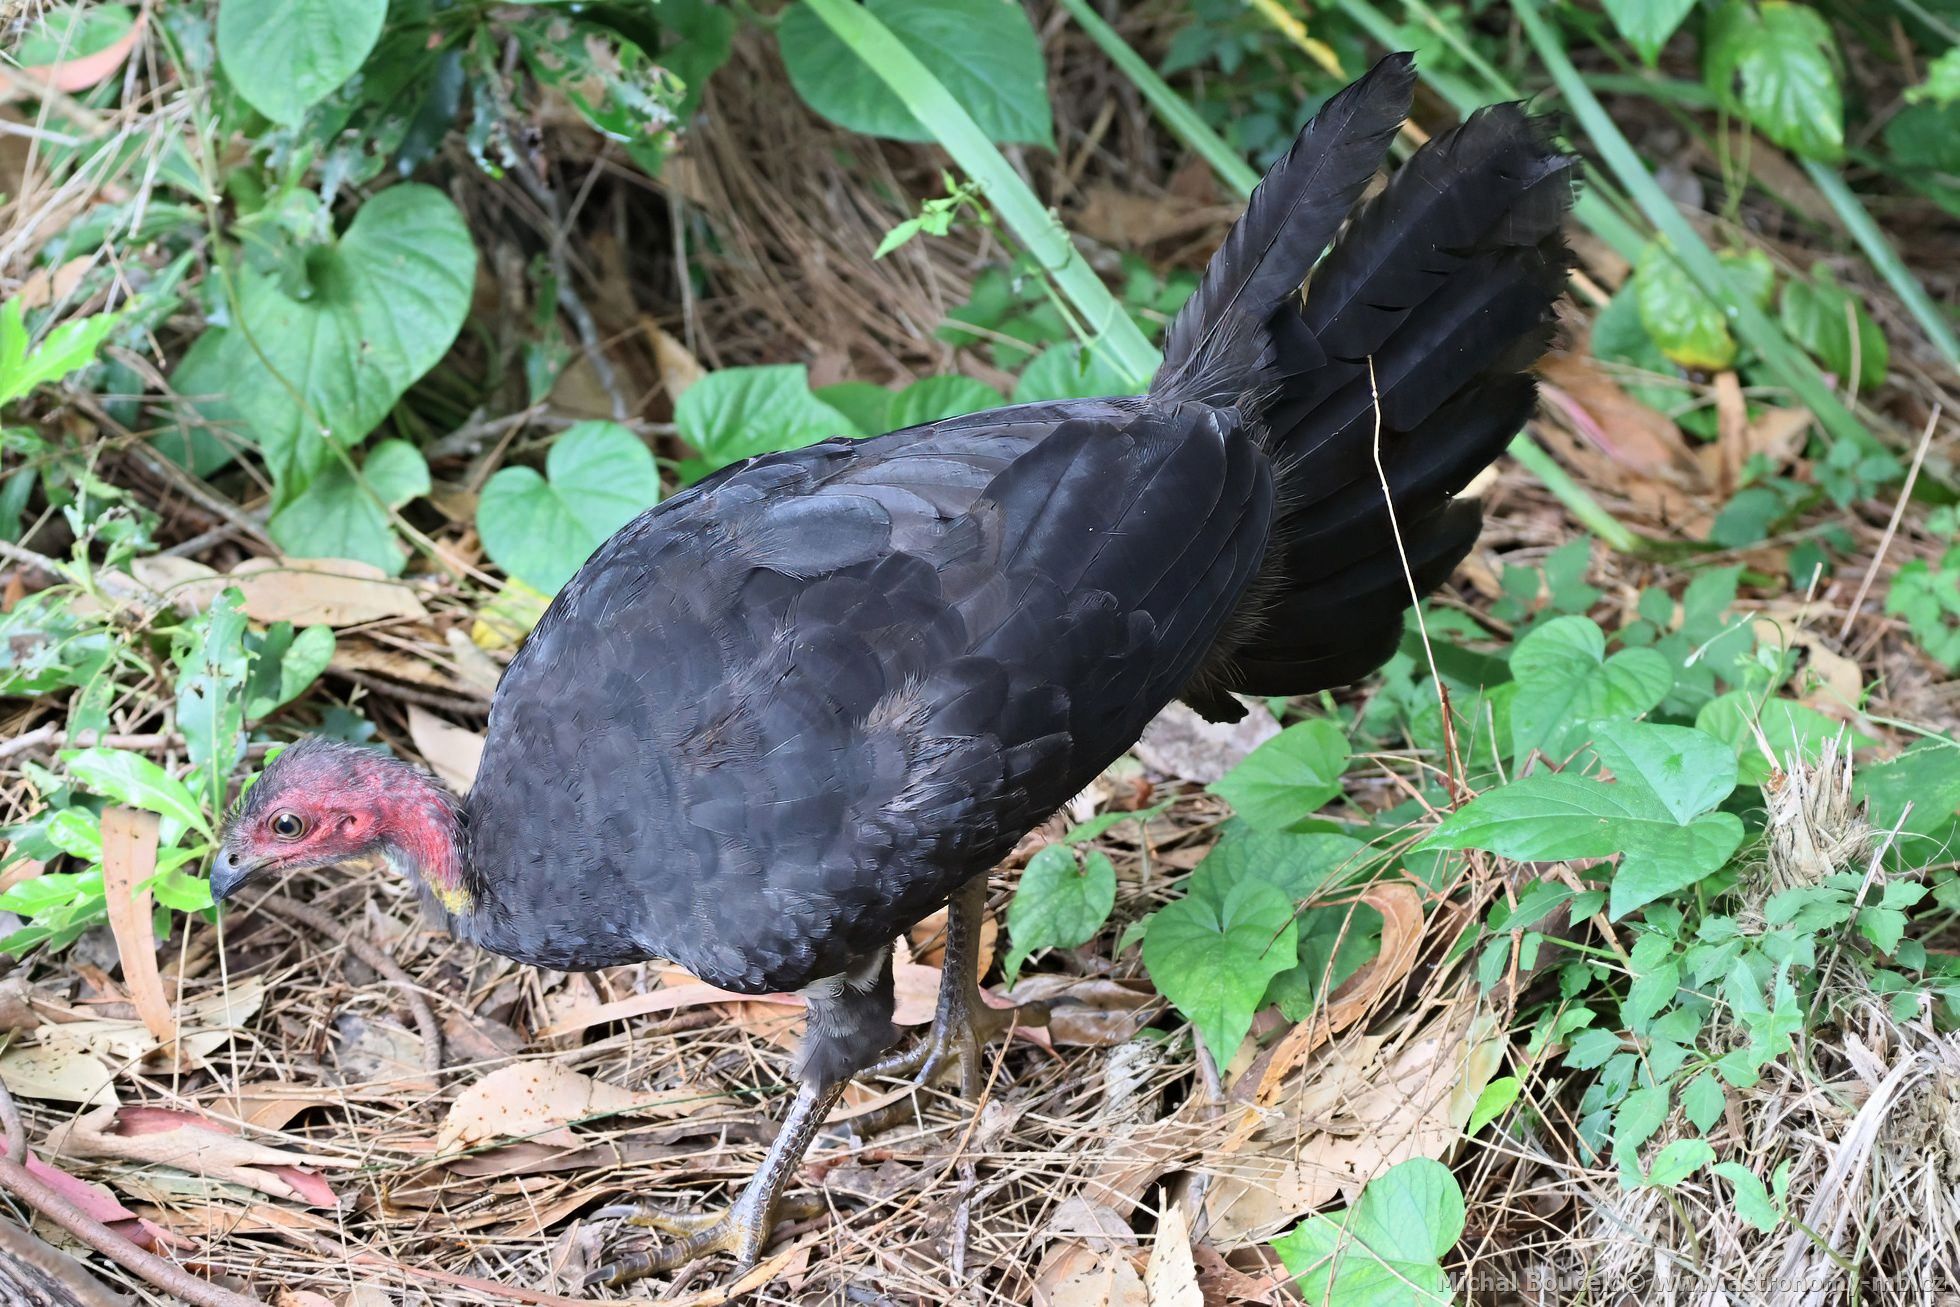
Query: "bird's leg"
868 874 1050 1098
585 948 899 1289
584 1078 846 1287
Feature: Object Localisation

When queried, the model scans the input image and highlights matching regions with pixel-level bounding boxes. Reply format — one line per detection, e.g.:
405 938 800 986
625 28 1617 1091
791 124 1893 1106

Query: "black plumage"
214 53 1576 1281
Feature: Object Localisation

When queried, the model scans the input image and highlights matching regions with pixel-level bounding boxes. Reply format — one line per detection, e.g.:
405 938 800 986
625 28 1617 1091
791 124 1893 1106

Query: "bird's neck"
383 787 479 924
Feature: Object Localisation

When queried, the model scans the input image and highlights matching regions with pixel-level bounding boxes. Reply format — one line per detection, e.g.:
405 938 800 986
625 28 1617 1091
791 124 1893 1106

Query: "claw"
582 1204 753 1289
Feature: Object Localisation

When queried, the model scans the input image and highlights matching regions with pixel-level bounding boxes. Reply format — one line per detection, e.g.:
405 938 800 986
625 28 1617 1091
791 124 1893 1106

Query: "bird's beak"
208 847 264 903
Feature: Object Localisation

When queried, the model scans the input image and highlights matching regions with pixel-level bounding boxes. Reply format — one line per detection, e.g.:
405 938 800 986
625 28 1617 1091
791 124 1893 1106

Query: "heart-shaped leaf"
886 375 1004 429
268 439 430 576
1704 0 1842 162
779 0 1054 147
174 184 475 496
477 421 660 594
673 364 860 482
1003 844 1115 982
218 0 387 127
1509 615 1672 766
1208 717 1350 831
1142 877 1297 1064
1272 1157 1464 1306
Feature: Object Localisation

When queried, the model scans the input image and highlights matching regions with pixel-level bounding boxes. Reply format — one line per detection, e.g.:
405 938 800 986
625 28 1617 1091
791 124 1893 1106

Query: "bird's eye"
270 811 306 840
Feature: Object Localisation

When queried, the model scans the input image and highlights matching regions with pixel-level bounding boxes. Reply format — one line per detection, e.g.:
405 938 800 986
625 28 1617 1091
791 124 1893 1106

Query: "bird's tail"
1150 52 1577 717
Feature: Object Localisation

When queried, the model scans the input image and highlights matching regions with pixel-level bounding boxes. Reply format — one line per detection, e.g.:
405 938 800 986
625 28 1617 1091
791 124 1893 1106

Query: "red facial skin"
212 739 467 910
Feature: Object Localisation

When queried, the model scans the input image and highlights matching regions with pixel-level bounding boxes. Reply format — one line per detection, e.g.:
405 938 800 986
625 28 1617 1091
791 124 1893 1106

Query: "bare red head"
212 738 471 914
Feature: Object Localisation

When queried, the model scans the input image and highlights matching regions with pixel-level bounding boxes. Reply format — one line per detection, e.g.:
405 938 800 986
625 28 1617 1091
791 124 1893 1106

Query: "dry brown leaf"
229 557 429 625
0 1035 119 1108
1539 351 1700 483
643 319 705 400
1035 1243 1149 1307
435 1061 730 1153
0 857 44 895
1248 881 1426 1103
99 807 174 1045
6 11 145 94
330 640 465 693
1134 700 1281 785
44 1105 352 1205
1074 185 1227 249
407 706 486 793
1145 1200 1204 1307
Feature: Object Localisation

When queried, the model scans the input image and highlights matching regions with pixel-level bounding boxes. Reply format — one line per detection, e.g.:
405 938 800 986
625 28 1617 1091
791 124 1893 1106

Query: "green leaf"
268 439 430 575
477 421 661 594
1681 1071 1725 1131
886 375 1005 428
1012 342 1139 403
217 0 388 127
1634 243 1773 371
1189 825 1368 903
0 871 90 917
1907 46 1960 107
1695 691 1873 785
1209 718 1350 832
1508 616 1672 766
1267 899 1381 1020
1431 721 1743 921
16 3 136 68
673 364 860 481
1704 1 1843 162
1466 1076 1521 1136
175 185 474 495
779 0 1054 147
1779 265 1888 393
1602 0 1695 63
1271 1157 1462 1306
813 381 893 435
1639 1138 1715 1189
63 748 209 837
516 14 687 175
1613 1084 1670 1160
1003 844 1115 982
43 808 104 862
0 299 123 410
245 624 334 720
1142 877 1297 1064
1712 1161 1782 1231
175 589 250 807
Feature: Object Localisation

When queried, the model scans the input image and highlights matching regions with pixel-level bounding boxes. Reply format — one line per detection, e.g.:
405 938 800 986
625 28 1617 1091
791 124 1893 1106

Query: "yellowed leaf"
100 807 174 1045
407 706 485 793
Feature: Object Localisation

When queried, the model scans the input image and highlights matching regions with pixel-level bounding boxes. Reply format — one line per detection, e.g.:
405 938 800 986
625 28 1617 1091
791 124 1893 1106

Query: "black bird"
212 53 1575 1284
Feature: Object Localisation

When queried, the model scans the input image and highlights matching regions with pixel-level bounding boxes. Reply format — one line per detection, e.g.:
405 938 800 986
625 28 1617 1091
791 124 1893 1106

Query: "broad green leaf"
516 15 687 175
1779 265 1887 392
1704 1 1843 162
175 589 250 805
1681 1071 1725 1131
1466 1076 1521 1136
1613 1084 1670 1159
1634 244 1773 372
1013 342 1138 403
1431 721 1744 921
1209 718 1350 831
1695 691 1873 785
779 0 1054 147
1603 0 1695 63
1509 616 1672 766
1639 1138 1715 1190
268 439 430 575
174 185 474 494
1712 1161 1781 1231
0 298 123 410
1142 877 1297 1064
1003 844 1115 981
477 421 661 594
1265 899 1380 1020
246 624 334 720
886 375 1004 429
148 865 215 913
673 364 860 481
43 808 103 862
813 381 893 435
218 0 387 127
63 748 209 837
1908 46 1960 107
1855 741 1960 838
1187 825 1367 903
16 3 136 68
0 871 90 917
1271 1157 1463 1306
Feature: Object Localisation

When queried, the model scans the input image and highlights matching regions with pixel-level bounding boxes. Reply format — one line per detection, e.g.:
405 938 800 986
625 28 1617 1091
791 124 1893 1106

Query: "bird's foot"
581 1193 822 1287
867 987 1050 1098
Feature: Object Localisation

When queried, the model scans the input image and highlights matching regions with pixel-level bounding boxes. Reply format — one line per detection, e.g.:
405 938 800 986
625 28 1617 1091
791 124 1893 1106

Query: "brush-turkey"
214 53 1575 1285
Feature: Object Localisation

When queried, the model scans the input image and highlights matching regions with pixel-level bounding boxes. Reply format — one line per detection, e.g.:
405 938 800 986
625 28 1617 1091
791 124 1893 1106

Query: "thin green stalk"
802 0 1157 388
1512 0 1892 466
1054 0 1260 196
1505 433 1643 555
1802 159 1960 371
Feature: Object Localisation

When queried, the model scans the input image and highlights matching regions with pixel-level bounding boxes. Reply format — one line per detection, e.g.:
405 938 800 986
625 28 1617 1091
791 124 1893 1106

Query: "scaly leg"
867 874 1050 1098
584 1079 845 1286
